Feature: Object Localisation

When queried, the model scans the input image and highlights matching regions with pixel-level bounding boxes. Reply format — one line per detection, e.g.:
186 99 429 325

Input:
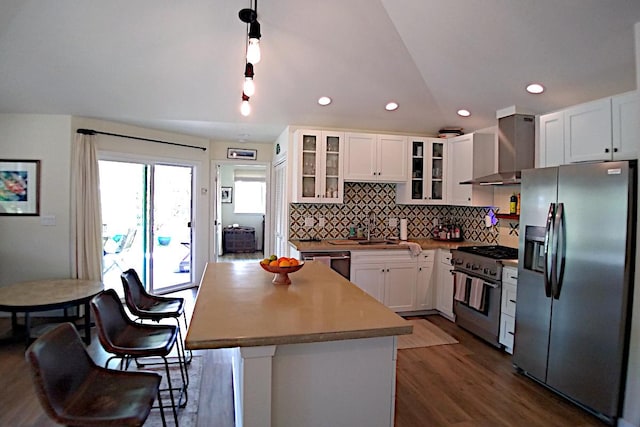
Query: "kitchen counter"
186 261 410 427
290 237 481 252
502 259 519 268
185 261 411 349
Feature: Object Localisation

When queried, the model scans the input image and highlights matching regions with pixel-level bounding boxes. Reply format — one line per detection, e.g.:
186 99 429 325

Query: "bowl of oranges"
259 255 304 285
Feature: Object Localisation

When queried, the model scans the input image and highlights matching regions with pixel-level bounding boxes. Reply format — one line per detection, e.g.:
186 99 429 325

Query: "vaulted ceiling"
1 1 640 143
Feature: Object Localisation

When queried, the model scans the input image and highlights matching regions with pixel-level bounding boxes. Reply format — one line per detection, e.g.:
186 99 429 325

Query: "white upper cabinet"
564 97 612 163
397 138 447 205
446 133 494 207
538 111 565 167
538 91 639 167
292 130 344 204
344 133 408 182
612 91 639 160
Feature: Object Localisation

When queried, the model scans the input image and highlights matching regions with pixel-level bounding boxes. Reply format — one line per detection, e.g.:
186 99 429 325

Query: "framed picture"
227 148 257 160
221 186 233 203
0 159 40 216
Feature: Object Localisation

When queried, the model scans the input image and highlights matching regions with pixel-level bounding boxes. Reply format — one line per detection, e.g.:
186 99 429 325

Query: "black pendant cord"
76 128 207 151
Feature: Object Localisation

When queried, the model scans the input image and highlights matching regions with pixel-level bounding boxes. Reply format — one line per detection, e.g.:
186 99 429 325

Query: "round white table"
0 279 103 346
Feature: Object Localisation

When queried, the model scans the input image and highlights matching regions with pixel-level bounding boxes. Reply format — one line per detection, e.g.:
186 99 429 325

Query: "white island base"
232 336 398 427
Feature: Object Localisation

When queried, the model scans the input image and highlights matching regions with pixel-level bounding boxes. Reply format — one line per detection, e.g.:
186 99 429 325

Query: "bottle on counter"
510 193 518 214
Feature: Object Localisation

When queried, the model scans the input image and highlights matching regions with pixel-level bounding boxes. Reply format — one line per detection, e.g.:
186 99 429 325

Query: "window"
234 169 266 214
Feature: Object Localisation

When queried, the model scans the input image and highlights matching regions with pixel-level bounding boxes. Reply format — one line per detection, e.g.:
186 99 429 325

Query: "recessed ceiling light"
457 109 471 117
318 96 332 106
385 102 399 111
526 83 545 94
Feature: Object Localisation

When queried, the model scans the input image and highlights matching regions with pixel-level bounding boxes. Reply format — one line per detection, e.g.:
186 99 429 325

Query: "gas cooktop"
455 245 518 260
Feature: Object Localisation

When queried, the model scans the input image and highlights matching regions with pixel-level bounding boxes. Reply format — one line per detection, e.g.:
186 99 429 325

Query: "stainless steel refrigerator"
514 161 636 425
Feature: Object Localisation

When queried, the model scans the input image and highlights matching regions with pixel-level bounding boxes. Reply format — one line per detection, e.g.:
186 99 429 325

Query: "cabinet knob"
614 147 619 153
605 148 610 153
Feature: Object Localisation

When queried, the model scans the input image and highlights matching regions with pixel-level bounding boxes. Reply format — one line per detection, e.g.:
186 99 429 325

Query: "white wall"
0 114 73 286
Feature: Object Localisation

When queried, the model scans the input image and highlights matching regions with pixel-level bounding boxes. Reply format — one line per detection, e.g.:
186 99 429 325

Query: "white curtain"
70 133 103 280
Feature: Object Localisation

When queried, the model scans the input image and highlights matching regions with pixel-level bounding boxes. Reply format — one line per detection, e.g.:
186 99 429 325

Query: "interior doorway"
212 162 269 262
99 160 194 295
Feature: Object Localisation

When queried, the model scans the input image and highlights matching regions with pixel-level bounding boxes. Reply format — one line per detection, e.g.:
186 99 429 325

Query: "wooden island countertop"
185 261 412 350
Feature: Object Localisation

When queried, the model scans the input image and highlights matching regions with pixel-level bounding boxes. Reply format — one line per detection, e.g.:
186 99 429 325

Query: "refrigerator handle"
552 202 566 299
543 203 555 298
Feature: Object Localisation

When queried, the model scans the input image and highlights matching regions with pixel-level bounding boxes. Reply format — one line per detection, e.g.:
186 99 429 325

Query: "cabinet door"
428 140 447 204
612 91 639 161
350 262 385 303
436 251 454 319
320 132 344 203
447 134 473 205
416 263 435 310
538 111 565 167
564 98 612 163
384 262 417 312
344 133 377 181
296 130 322 202
377 135 408 182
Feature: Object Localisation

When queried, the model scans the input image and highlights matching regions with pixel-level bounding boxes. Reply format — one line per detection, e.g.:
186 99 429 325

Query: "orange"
269 260 279 267
289 258 299 266
279 259 291 267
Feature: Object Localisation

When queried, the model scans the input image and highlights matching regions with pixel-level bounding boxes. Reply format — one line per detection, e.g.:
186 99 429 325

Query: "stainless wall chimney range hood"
461 112 535 185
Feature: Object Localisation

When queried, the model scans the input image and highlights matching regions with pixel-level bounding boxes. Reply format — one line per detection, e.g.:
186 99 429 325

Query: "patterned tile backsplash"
290 182 501 244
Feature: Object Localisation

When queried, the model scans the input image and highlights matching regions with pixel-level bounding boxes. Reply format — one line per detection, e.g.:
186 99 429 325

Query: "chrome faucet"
367 211 375 241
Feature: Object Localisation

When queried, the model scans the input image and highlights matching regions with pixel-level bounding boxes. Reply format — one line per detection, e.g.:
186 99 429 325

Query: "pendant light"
243 63 255 96
240 93 251 117
246 21 261 64
238 0 262 116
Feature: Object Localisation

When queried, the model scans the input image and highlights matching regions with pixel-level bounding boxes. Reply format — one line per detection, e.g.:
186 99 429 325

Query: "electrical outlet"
389 217 398 228
319 217 325 227
305 217 314 227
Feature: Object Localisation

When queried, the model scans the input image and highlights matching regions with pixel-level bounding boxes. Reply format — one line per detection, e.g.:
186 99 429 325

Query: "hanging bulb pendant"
243 63 255 96
240 93 251 116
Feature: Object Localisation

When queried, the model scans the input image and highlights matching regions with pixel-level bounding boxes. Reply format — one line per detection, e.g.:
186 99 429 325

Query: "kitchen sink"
357 239 399 245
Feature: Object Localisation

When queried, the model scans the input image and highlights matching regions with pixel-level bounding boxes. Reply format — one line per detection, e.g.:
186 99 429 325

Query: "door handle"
552 203 566 299
543 203 555 298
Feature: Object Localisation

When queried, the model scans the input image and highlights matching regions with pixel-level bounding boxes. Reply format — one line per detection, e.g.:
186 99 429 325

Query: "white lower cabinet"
435 250 455 320
350 250 433 312
499 266 518 354
416 250 435 310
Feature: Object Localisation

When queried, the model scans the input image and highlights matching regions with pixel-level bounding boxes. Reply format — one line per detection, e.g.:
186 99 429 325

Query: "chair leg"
162 356 180 426
156 389 167 427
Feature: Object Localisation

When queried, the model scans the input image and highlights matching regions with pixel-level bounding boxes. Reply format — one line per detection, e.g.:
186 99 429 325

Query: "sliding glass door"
99 160 193 295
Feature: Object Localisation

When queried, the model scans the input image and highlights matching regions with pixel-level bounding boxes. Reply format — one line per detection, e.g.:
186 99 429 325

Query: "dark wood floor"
0 288 608 426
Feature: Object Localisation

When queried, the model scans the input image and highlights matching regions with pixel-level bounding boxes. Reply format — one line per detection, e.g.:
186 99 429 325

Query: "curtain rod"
76 128 207 151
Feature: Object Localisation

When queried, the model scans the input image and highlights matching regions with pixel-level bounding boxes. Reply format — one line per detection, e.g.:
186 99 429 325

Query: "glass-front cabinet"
293 130 344 203
396 137 447 205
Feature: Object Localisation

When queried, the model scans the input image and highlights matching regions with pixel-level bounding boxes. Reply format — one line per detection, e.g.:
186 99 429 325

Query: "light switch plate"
304 217 314 227
319 217 325 227
41 215 56 226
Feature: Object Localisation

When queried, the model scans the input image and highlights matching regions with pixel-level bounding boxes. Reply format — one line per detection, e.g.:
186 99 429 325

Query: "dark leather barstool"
91 290 187 426
120 268 193 370
25 322 166 427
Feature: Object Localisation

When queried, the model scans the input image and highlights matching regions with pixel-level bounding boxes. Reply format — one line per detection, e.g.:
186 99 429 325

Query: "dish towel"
399 241 422 257
454 272 468 302
312 256 332 267
468 278 486 311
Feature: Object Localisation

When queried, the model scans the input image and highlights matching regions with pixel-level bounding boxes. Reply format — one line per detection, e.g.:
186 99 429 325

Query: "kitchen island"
185 261 412 427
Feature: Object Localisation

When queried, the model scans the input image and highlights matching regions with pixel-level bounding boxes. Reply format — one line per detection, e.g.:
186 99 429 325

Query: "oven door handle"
543 203 555 298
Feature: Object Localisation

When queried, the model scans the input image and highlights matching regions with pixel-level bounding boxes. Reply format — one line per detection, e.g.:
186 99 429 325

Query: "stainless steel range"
450 245 518 348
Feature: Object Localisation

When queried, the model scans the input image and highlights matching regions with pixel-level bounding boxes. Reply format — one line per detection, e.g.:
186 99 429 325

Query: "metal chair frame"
91 290 187 426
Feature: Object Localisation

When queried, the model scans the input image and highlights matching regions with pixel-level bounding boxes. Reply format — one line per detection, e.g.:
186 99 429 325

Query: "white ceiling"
1 1 639 144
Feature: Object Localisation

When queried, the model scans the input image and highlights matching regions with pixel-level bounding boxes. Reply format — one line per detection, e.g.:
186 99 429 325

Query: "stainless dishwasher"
301 251 351 280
